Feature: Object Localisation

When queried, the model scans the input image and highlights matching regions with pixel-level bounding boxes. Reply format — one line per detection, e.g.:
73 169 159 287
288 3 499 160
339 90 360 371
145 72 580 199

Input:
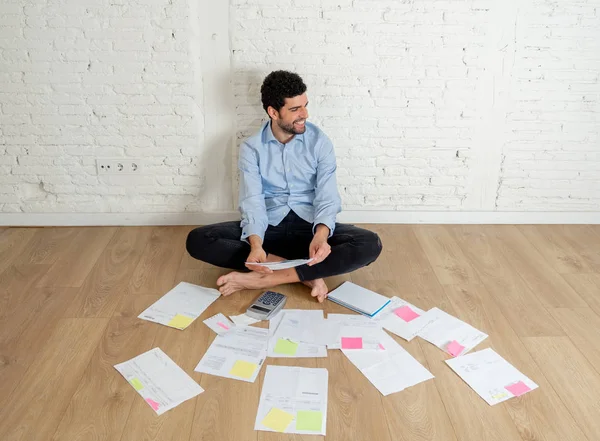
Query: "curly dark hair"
260 70 307 115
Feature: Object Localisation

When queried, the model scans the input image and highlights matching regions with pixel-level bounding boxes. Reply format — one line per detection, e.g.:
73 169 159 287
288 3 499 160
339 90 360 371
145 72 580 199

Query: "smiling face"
268 93 309 135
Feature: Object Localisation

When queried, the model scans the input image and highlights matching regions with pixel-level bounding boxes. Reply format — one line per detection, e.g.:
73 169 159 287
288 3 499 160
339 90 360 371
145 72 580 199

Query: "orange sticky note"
505 381 531 397
447 340 465 356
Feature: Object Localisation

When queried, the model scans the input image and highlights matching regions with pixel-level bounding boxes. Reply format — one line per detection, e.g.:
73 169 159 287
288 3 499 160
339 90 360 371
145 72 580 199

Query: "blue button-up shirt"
238 120 342 242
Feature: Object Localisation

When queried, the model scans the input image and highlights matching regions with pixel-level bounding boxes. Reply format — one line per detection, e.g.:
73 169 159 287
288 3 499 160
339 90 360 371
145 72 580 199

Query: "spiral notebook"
327 282 391 318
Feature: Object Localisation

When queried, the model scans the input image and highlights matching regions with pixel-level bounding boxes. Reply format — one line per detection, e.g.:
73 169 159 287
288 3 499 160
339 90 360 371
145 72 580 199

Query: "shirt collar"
264 120 305 145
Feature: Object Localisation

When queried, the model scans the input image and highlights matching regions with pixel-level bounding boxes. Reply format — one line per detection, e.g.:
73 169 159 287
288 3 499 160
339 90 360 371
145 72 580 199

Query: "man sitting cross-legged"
186 70 382 302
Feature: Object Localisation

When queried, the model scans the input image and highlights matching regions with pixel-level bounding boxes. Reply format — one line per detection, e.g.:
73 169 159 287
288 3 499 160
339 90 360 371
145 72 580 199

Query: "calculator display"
250 305 270 313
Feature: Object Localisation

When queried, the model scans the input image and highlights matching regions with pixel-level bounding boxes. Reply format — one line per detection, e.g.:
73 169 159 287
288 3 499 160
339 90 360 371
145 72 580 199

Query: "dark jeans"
186 211 382 281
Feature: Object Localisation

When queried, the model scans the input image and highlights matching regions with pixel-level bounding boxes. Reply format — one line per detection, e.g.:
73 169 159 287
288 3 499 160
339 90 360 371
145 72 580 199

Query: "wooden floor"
2 224 600 441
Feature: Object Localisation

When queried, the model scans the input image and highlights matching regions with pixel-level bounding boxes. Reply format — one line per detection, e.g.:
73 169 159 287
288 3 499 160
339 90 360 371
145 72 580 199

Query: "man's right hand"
245 236 272 273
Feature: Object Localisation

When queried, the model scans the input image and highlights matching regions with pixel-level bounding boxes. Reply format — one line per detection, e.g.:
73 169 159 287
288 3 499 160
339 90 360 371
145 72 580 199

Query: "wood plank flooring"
1 224 600 441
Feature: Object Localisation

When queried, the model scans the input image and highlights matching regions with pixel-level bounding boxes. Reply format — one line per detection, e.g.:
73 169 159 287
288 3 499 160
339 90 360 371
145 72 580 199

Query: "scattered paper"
417 307 488 356
376 297 430 341
246 258 313 270
445 348 538 405
325 314 381 349
342 331 434 396
195 326 269 383
268 310 327 358
203 313 235 335
114 348 204 415
138 282 220 330
230 313 261 327
271 310 324 345
254 365 328 435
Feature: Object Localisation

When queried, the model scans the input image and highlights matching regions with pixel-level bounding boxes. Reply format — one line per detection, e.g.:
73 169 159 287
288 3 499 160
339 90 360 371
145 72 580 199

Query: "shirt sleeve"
238 142 268 243
312 135 342 237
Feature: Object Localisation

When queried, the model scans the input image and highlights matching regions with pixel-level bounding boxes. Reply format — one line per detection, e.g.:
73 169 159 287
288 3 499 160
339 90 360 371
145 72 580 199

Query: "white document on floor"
446 348 539 405
114 347 204 416
194 326 269 383
254 365 328 435
138 282 220 330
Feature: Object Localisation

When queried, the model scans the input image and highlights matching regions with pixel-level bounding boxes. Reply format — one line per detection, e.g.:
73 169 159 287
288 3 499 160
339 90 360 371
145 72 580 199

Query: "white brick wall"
0 0 218 214
1 0 599 218
232 0 600 212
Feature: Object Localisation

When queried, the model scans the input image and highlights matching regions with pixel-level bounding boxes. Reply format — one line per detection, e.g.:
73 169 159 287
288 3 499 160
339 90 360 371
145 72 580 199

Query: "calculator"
245 291 287 320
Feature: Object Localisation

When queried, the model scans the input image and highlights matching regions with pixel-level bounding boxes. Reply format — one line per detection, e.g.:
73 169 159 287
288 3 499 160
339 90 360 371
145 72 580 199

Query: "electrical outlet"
96 158 142 175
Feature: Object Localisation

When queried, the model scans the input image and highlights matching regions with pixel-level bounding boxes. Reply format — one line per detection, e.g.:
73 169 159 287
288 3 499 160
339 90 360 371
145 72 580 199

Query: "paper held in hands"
246 258 314 270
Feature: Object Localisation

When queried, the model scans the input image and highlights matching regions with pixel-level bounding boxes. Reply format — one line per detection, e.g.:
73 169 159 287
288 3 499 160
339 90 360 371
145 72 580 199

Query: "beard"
277 118 306 135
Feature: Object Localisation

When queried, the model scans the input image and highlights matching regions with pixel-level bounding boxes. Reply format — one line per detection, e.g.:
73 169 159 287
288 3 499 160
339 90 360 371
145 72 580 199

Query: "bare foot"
217 271 265 296
302 278 328 303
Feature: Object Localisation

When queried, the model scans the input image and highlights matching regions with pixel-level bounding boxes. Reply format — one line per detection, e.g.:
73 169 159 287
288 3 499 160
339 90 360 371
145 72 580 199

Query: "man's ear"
267 106 279 120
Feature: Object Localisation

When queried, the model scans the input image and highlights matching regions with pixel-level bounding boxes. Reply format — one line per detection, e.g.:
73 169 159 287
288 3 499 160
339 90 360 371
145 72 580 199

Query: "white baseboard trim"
2 210 600 226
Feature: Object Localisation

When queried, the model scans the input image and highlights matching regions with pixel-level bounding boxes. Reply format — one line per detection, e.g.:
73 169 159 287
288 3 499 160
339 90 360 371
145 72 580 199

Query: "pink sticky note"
447 340 465 357
505 381 531 397
394 305 420 322
145 398 160 411
217 322 230 330
341 337 363 349
378 343 385 350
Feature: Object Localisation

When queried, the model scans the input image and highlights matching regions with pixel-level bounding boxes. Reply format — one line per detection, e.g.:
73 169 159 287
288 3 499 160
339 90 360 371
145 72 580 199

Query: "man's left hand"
308 225 331 266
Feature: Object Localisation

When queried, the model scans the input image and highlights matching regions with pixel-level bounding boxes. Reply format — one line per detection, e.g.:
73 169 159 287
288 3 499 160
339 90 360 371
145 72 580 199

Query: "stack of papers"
114 348 204 415
138 282 220 330
416 308 488 356
268 310 327 358
327 282 391 317
254 365 328 435
446 348 538 405
195 326 269 382
342 331 434 396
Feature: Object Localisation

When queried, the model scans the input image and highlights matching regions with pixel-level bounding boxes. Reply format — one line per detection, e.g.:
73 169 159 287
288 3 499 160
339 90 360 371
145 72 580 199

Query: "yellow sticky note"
229 360 257 379
261 408 294 432
129 378 143 391
167 314 194 329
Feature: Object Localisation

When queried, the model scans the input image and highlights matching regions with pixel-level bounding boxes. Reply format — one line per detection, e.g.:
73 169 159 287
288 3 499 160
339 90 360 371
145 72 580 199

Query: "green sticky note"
296 410 323 432
261 408 294 432
229 360 257 379
167 314 194 329
129 378 144 391
274 338 298 356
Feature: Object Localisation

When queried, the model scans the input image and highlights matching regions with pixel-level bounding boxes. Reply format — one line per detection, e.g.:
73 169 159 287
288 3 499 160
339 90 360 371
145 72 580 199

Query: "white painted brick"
2 0 599 214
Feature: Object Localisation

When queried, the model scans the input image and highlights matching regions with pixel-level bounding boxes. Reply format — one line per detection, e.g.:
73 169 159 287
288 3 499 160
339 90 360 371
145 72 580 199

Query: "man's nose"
301 108 309 119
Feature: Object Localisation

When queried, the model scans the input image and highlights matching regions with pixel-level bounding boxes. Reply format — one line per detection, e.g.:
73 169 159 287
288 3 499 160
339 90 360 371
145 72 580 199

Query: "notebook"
327 282 391 318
